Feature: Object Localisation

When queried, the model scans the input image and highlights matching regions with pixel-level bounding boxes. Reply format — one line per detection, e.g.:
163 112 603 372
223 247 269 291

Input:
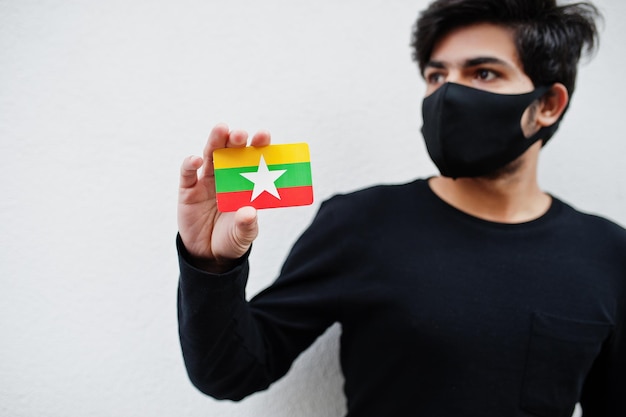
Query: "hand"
178 123 271 270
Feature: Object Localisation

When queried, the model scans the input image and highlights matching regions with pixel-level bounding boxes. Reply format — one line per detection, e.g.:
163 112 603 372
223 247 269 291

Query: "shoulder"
305 179 430 237
320 179 427 213
553 196 626 253
556 197 626 234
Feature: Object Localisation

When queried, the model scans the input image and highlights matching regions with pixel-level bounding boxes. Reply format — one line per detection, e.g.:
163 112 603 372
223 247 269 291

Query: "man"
177 0 625 415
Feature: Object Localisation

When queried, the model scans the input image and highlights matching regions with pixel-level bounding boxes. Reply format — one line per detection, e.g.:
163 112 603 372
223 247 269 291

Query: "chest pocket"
521 312 613 417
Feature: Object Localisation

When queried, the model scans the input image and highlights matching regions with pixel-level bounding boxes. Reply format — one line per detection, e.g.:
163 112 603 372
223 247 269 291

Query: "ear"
536 83 569 127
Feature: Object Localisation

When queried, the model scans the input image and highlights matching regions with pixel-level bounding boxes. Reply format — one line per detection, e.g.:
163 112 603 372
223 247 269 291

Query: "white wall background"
1 1 624 416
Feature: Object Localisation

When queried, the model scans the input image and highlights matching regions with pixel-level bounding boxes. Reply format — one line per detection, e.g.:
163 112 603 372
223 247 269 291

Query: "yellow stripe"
213 143 310 169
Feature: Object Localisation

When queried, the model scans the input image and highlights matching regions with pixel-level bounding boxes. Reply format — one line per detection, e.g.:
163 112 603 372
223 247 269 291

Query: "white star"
240 155 287 202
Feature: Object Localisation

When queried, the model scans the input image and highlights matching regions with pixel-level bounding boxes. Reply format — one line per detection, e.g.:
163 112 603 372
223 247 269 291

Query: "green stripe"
214 162 312 193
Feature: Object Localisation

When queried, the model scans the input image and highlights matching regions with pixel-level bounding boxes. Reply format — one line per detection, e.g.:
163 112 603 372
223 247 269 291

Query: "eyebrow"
424 56 514 71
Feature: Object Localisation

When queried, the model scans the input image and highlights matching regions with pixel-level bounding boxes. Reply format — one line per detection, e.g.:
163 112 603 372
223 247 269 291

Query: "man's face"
423 23 535 97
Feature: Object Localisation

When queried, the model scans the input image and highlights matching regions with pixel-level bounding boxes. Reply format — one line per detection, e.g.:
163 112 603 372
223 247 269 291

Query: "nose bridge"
445 68 463 85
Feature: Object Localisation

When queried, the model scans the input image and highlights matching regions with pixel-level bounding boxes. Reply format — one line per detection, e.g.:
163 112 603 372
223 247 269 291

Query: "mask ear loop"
496 85 556 175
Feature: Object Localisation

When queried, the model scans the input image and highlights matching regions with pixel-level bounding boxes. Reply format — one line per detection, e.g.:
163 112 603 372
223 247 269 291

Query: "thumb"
233 206 259 250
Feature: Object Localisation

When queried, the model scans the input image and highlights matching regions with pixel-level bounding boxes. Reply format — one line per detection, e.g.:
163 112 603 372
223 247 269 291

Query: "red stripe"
216 186 314 212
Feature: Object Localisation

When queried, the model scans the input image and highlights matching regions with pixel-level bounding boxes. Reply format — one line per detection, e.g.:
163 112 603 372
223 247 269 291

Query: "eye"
425 71 445 85
476 69 498 81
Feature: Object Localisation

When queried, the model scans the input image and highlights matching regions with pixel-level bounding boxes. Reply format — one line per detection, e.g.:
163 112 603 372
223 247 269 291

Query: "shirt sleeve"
177 200 348 401
579 296 626 415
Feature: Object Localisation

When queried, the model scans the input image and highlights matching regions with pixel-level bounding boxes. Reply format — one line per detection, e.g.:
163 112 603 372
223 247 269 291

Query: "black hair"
411 0 601 97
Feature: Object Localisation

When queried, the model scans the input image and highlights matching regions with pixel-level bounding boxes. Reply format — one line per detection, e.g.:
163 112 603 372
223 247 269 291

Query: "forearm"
177 235 272 400
175 197 347 400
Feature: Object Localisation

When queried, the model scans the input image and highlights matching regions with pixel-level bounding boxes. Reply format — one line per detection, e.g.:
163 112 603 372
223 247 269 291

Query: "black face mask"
421 83 560 178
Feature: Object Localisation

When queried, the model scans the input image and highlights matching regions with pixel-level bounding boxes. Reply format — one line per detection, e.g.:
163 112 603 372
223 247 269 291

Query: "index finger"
201 124 248 179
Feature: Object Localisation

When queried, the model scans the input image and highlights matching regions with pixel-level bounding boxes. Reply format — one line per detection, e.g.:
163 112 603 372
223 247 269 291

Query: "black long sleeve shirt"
178 179 626 416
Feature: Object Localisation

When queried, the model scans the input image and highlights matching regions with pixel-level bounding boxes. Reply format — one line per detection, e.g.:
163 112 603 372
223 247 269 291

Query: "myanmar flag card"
213 143 314 212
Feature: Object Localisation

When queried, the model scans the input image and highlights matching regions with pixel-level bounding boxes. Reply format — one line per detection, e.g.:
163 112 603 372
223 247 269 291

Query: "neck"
428 143 551 224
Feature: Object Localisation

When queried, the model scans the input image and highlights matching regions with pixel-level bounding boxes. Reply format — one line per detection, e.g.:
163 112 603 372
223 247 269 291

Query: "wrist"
176 233 248 274
188 254 241 274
